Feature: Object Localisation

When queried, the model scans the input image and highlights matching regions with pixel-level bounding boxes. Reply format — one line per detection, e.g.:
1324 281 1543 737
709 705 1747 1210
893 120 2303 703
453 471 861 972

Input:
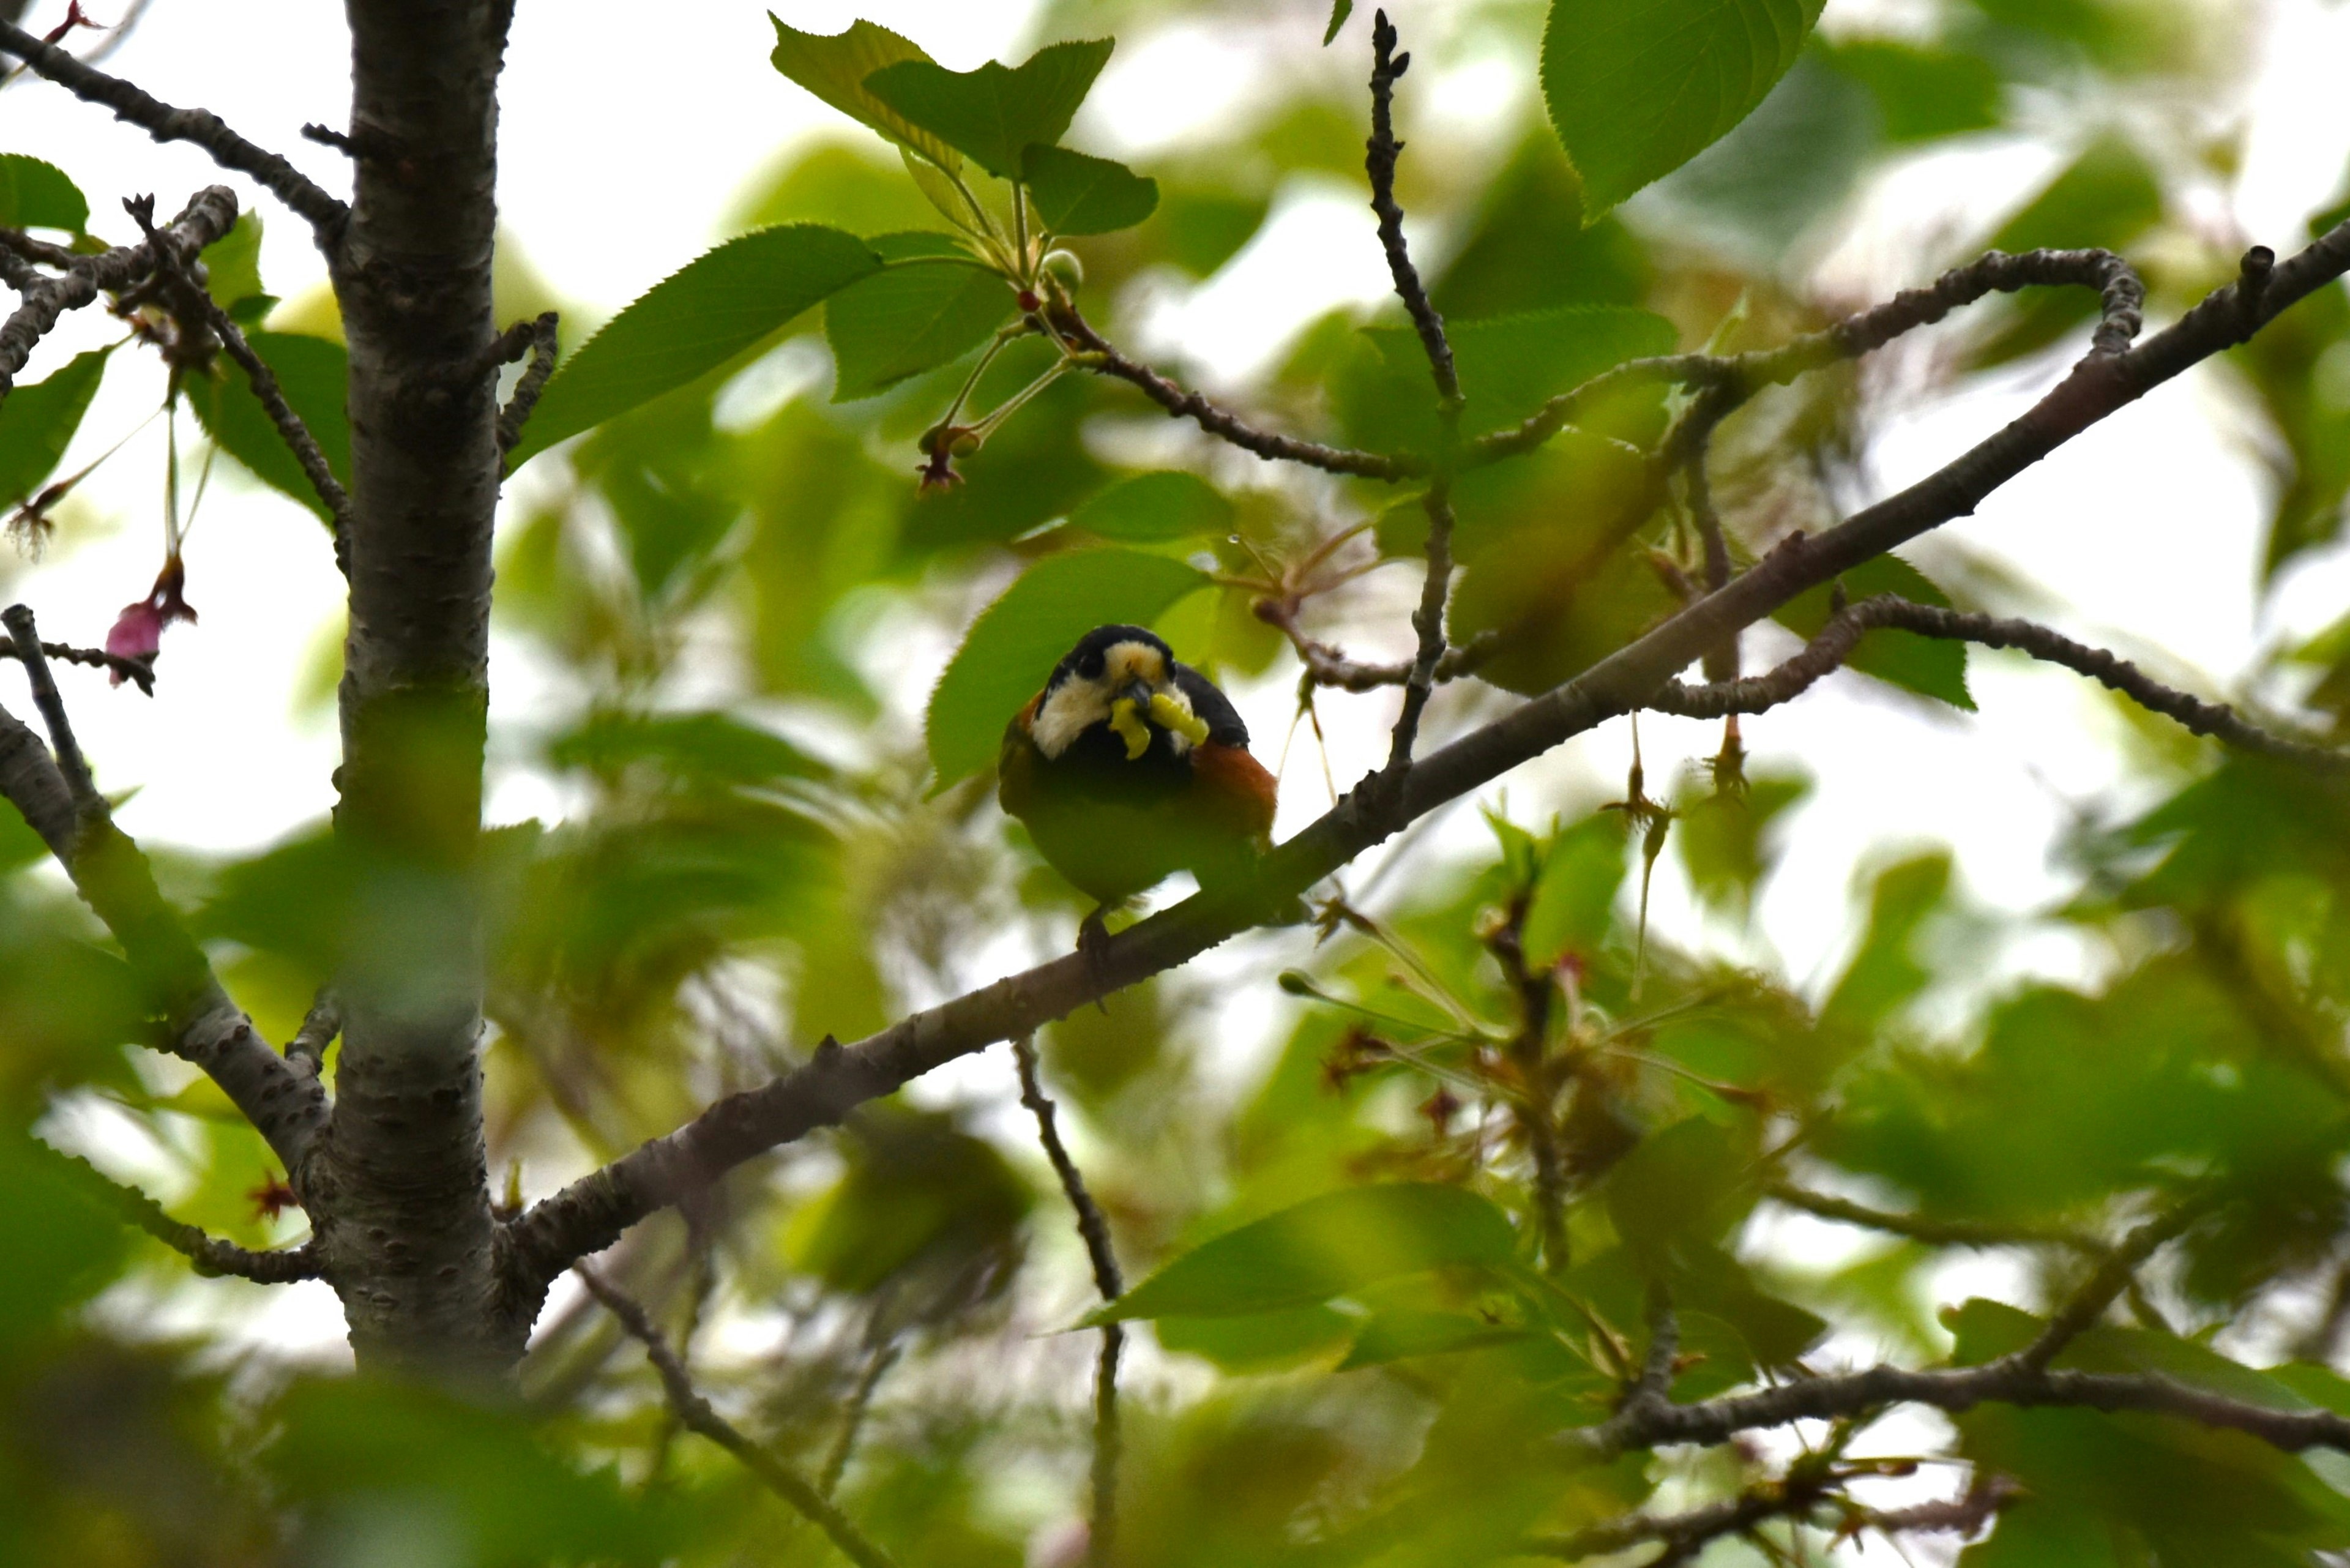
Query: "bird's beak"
1121 679 1154 714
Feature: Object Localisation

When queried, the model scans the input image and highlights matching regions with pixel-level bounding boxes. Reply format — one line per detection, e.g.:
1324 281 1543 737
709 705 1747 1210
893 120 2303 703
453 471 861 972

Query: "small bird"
999 624 1278 943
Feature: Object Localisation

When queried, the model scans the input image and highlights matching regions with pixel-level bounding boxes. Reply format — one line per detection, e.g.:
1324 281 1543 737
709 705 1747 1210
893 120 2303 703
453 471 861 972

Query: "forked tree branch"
490 309 560 458
0 186 237 397
0 21 346 241
0 606 325 1174
123 193 352 556
1471 245 2144 467
44 1140 319 1283
575 1264 902 1568
507 211 2350 1297
1644 594 2349 767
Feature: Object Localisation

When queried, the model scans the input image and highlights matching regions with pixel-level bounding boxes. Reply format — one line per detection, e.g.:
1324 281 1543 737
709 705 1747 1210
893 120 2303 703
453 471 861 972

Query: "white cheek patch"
1031 680 1108 759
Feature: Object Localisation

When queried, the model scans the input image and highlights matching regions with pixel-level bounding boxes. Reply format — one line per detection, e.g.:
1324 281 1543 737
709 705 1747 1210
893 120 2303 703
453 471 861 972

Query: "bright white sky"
13 0 2350 1380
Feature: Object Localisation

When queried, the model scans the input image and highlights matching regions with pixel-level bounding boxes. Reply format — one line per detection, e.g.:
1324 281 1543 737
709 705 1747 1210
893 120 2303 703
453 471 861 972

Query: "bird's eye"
1077 649 1105 679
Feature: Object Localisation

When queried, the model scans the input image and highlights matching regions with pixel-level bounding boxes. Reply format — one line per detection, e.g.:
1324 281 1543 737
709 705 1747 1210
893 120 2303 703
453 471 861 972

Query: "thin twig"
1766 1184 2102 1253
2020 1198 2208 1371
19 638 155 695
4 603 100 814
1645 594 2350 767
44 1140 319 1283
1525 1473 2013 1562
1260 599 1499 691
819 1338 901 1499
0 20 345 241
286 988 340 1078
1365 12 1460 772
1051 304 1412 480
1014 1036 1124 1566
490 310 560 458
0 226 81 270
124 194 351 558
575 1264 903 1568
1363 11 1458 409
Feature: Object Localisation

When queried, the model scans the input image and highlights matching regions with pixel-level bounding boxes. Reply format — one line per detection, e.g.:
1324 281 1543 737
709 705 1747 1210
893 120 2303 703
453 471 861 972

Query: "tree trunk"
301 0 514 1375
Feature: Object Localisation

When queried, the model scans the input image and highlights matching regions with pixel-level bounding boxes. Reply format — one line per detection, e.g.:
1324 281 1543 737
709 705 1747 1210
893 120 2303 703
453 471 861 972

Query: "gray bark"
302 0 518 1374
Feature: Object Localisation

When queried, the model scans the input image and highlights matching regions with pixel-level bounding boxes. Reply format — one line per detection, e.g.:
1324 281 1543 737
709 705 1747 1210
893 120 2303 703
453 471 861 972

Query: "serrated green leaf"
1540 0 1827 221
867 230 975 262
0 348 108 508
927 547 1208 788
826 259 1015 400
0 154 88 232
1085 1184 1519 1323
200 210 265 313
507 225 880 466
192 330 350 522
865 40 1116 181
1323 0 1354 45
1023 144 1158 236
1774 552 1973 710
1068 471 1233 542
767 15 964 173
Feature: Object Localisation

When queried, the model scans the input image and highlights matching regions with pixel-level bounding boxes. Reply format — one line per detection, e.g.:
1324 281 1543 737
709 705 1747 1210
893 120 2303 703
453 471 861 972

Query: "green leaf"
1022 144 1158 236
927 547 1208 789
1540 0 1827 221
868 230 975 262
0 348 108 509
826 258 1014 400
200 210 266 314
865 39 1116 181
1522 811 1630 967
545 709 824 793
507 225 881 466
1773 552 1974 710
192 330 351 521
1068 471 1233 542
1155 1305 1357 1370
767 15 965 173
1086 1184 1519 1323
1338 1309 1532 1370
0 155 88 232
267 1375 676 1565
1323 0 1354 45
1818 39 2001 143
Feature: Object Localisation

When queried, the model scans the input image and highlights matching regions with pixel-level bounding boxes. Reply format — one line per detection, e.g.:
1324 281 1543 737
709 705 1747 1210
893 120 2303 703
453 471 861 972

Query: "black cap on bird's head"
1030 624 1213 763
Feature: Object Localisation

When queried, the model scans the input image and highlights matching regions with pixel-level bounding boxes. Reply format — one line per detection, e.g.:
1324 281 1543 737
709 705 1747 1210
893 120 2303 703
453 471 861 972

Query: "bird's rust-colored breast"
1192 739 1278 843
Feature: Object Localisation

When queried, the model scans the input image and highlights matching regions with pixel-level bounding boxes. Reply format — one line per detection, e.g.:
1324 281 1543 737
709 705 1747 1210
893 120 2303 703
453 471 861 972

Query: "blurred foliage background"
13 0 2350 1562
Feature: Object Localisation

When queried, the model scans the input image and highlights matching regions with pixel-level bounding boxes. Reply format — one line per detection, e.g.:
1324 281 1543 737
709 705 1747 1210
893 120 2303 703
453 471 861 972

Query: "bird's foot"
1078 906 1116 1004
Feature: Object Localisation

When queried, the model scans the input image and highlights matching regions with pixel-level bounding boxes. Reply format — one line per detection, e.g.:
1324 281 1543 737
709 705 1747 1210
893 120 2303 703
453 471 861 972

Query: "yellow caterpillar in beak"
1151 692 1210 746
1109 698 1151 760
1109 693 1212 760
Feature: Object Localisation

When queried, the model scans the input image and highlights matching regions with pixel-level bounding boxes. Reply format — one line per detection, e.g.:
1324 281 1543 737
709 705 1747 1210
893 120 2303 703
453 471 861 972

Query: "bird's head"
1029 624 1212 762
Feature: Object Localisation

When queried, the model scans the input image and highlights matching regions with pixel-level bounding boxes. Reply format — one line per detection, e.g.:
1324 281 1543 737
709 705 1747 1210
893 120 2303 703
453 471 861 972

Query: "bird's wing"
1172 662 1250 747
